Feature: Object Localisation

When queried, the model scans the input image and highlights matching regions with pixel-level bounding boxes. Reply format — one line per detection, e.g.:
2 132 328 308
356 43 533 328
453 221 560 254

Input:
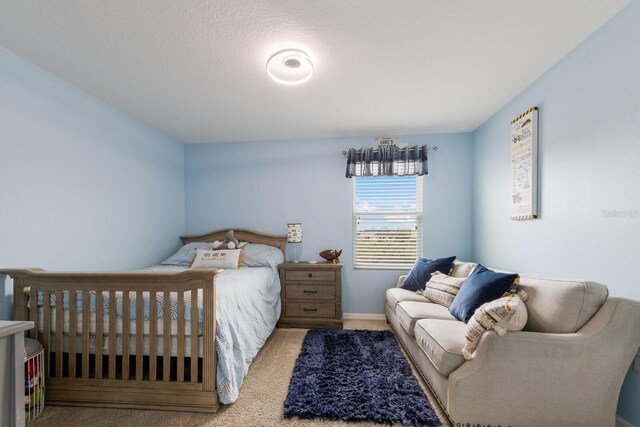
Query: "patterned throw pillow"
418 272 466 308
190 249 244 269
462 292 528 360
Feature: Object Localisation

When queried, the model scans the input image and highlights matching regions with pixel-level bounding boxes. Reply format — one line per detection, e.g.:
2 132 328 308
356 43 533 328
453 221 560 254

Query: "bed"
1 228 286 412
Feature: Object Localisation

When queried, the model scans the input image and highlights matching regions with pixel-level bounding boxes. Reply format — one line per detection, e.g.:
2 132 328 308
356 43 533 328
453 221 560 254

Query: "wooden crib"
1 228 286 412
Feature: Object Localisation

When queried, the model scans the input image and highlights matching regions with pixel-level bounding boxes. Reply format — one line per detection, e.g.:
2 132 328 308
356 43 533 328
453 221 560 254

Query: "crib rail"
1 268 220 412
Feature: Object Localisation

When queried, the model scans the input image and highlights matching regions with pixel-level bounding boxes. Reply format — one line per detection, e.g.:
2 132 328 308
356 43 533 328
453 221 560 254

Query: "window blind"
353 176 422 269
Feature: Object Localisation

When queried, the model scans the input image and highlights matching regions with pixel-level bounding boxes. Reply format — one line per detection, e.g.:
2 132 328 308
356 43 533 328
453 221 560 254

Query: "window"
353 175 422 269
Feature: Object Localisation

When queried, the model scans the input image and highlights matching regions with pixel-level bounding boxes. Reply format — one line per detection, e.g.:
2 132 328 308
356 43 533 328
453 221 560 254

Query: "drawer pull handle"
308 273 313 278
303 308 318 312
303 290 318 295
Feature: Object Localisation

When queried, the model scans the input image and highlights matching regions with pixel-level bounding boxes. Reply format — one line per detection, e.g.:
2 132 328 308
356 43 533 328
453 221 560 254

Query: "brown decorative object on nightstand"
319 249 342 263
278 262 343 329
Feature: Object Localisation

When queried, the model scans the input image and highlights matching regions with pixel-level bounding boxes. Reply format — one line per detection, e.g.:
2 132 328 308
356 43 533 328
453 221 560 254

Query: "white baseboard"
343 313 386 321
617 415 634 427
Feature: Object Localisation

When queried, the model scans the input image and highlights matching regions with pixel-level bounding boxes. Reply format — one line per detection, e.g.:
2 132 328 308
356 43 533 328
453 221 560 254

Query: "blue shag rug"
284 329 441 426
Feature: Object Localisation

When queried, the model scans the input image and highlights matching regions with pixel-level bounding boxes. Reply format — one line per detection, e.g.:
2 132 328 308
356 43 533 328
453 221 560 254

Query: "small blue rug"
284 329 441 426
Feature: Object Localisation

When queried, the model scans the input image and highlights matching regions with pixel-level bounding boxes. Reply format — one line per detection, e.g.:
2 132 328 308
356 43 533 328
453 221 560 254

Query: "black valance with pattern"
345 145 428 178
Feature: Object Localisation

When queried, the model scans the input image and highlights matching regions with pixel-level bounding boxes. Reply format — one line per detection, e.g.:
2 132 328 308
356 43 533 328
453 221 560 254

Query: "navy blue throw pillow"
401 256 456 292
449 264 519 323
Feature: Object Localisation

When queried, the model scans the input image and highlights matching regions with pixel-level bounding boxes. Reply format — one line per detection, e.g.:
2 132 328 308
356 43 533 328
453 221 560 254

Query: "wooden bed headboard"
180 228 287 257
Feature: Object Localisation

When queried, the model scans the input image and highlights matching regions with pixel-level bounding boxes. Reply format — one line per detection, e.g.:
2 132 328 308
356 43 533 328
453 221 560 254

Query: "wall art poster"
511 107 538 220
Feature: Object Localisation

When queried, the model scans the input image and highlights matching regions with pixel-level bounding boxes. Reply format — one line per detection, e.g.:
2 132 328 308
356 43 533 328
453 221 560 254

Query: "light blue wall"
185 133 474 314
472 2 640 424
0 48 186 320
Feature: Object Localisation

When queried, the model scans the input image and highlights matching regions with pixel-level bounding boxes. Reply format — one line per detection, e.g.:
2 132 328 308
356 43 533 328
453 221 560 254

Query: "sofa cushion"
396 301 456 336
401 256 456 291
415 319 467 376
519 275 608 333
386 288 427 312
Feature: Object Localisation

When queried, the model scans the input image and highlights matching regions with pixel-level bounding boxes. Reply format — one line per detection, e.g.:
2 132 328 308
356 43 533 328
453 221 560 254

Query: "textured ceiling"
0 0 631 143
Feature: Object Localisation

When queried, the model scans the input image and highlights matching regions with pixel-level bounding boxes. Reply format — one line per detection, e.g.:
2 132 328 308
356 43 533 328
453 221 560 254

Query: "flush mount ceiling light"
266 49 314 85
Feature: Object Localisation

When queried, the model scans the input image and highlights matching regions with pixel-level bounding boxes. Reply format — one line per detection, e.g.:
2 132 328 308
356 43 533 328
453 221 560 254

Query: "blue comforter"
144 264 281 404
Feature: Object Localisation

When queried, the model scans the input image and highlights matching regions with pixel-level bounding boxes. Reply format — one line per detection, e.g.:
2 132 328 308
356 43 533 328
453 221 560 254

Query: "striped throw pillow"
418 272 465 308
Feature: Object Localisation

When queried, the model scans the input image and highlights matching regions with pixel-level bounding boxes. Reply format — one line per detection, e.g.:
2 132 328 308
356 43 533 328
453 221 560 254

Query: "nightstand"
278 262 343 329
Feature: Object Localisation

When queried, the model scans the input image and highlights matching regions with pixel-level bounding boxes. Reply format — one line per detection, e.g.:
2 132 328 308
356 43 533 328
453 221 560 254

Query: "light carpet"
31 320 449 427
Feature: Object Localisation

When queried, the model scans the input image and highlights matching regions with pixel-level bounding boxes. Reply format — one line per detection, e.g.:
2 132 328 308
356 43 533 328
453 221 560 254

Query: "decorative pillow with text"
190 249 243 269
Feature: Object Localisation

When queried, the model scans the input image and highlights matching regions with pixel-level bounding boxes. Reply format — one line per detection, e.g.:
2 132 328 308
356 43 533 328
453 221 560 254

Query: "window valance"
345 145 429 178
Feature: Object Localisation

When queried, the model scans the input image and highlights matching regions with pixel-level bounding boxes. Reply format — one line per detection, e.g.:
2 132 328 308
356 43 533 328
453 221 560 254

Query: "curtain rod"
341 146 438 156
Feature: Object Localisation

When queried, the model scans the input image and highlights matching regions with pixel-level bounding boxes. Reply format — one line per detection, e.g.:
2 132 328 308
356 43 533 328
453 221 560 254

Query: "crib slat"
43 291 51 376
14 278 26 321
95 292 103 379
69 291 77 378
122 291 130 380
136 291 144 381
163 291 171 382
29 287 37 339
55 290 63 377
109 291 116 380
82 291 90 378
149 291 157 381
203 283 215 391
177 291 185 382
191 288 198 383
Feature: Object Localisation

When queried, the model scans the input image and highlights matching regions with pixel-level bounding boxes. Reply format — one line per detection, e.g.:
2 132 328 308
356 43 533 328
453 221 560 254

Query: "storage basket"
24 338 45 423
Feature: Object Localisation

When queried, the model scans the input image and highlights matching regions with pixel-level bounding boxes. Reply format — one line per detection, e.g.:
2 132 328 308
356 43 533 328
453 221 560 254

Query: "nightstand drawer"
285 270 336 282
286 284 335 300
286 302 336 318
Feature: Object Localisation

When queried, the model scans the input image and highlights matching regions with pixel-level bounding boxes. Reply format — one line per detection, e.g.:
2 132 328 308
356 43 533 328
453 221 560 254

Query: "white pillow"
462 293 528 360
497 294 528 331
242 243 285 268
190 249 243 269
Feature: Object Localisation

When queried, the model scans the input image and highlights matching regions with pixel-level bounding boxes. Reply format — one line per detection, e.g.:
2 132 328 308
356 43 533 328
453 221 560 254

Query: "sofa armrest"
395 275 407 288
446 298 640 426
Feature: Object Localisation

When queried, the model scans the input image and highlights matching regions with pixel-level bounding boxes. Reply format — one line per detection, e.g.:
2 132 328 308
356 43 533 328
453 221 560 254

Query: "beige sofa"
385 260 640 427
